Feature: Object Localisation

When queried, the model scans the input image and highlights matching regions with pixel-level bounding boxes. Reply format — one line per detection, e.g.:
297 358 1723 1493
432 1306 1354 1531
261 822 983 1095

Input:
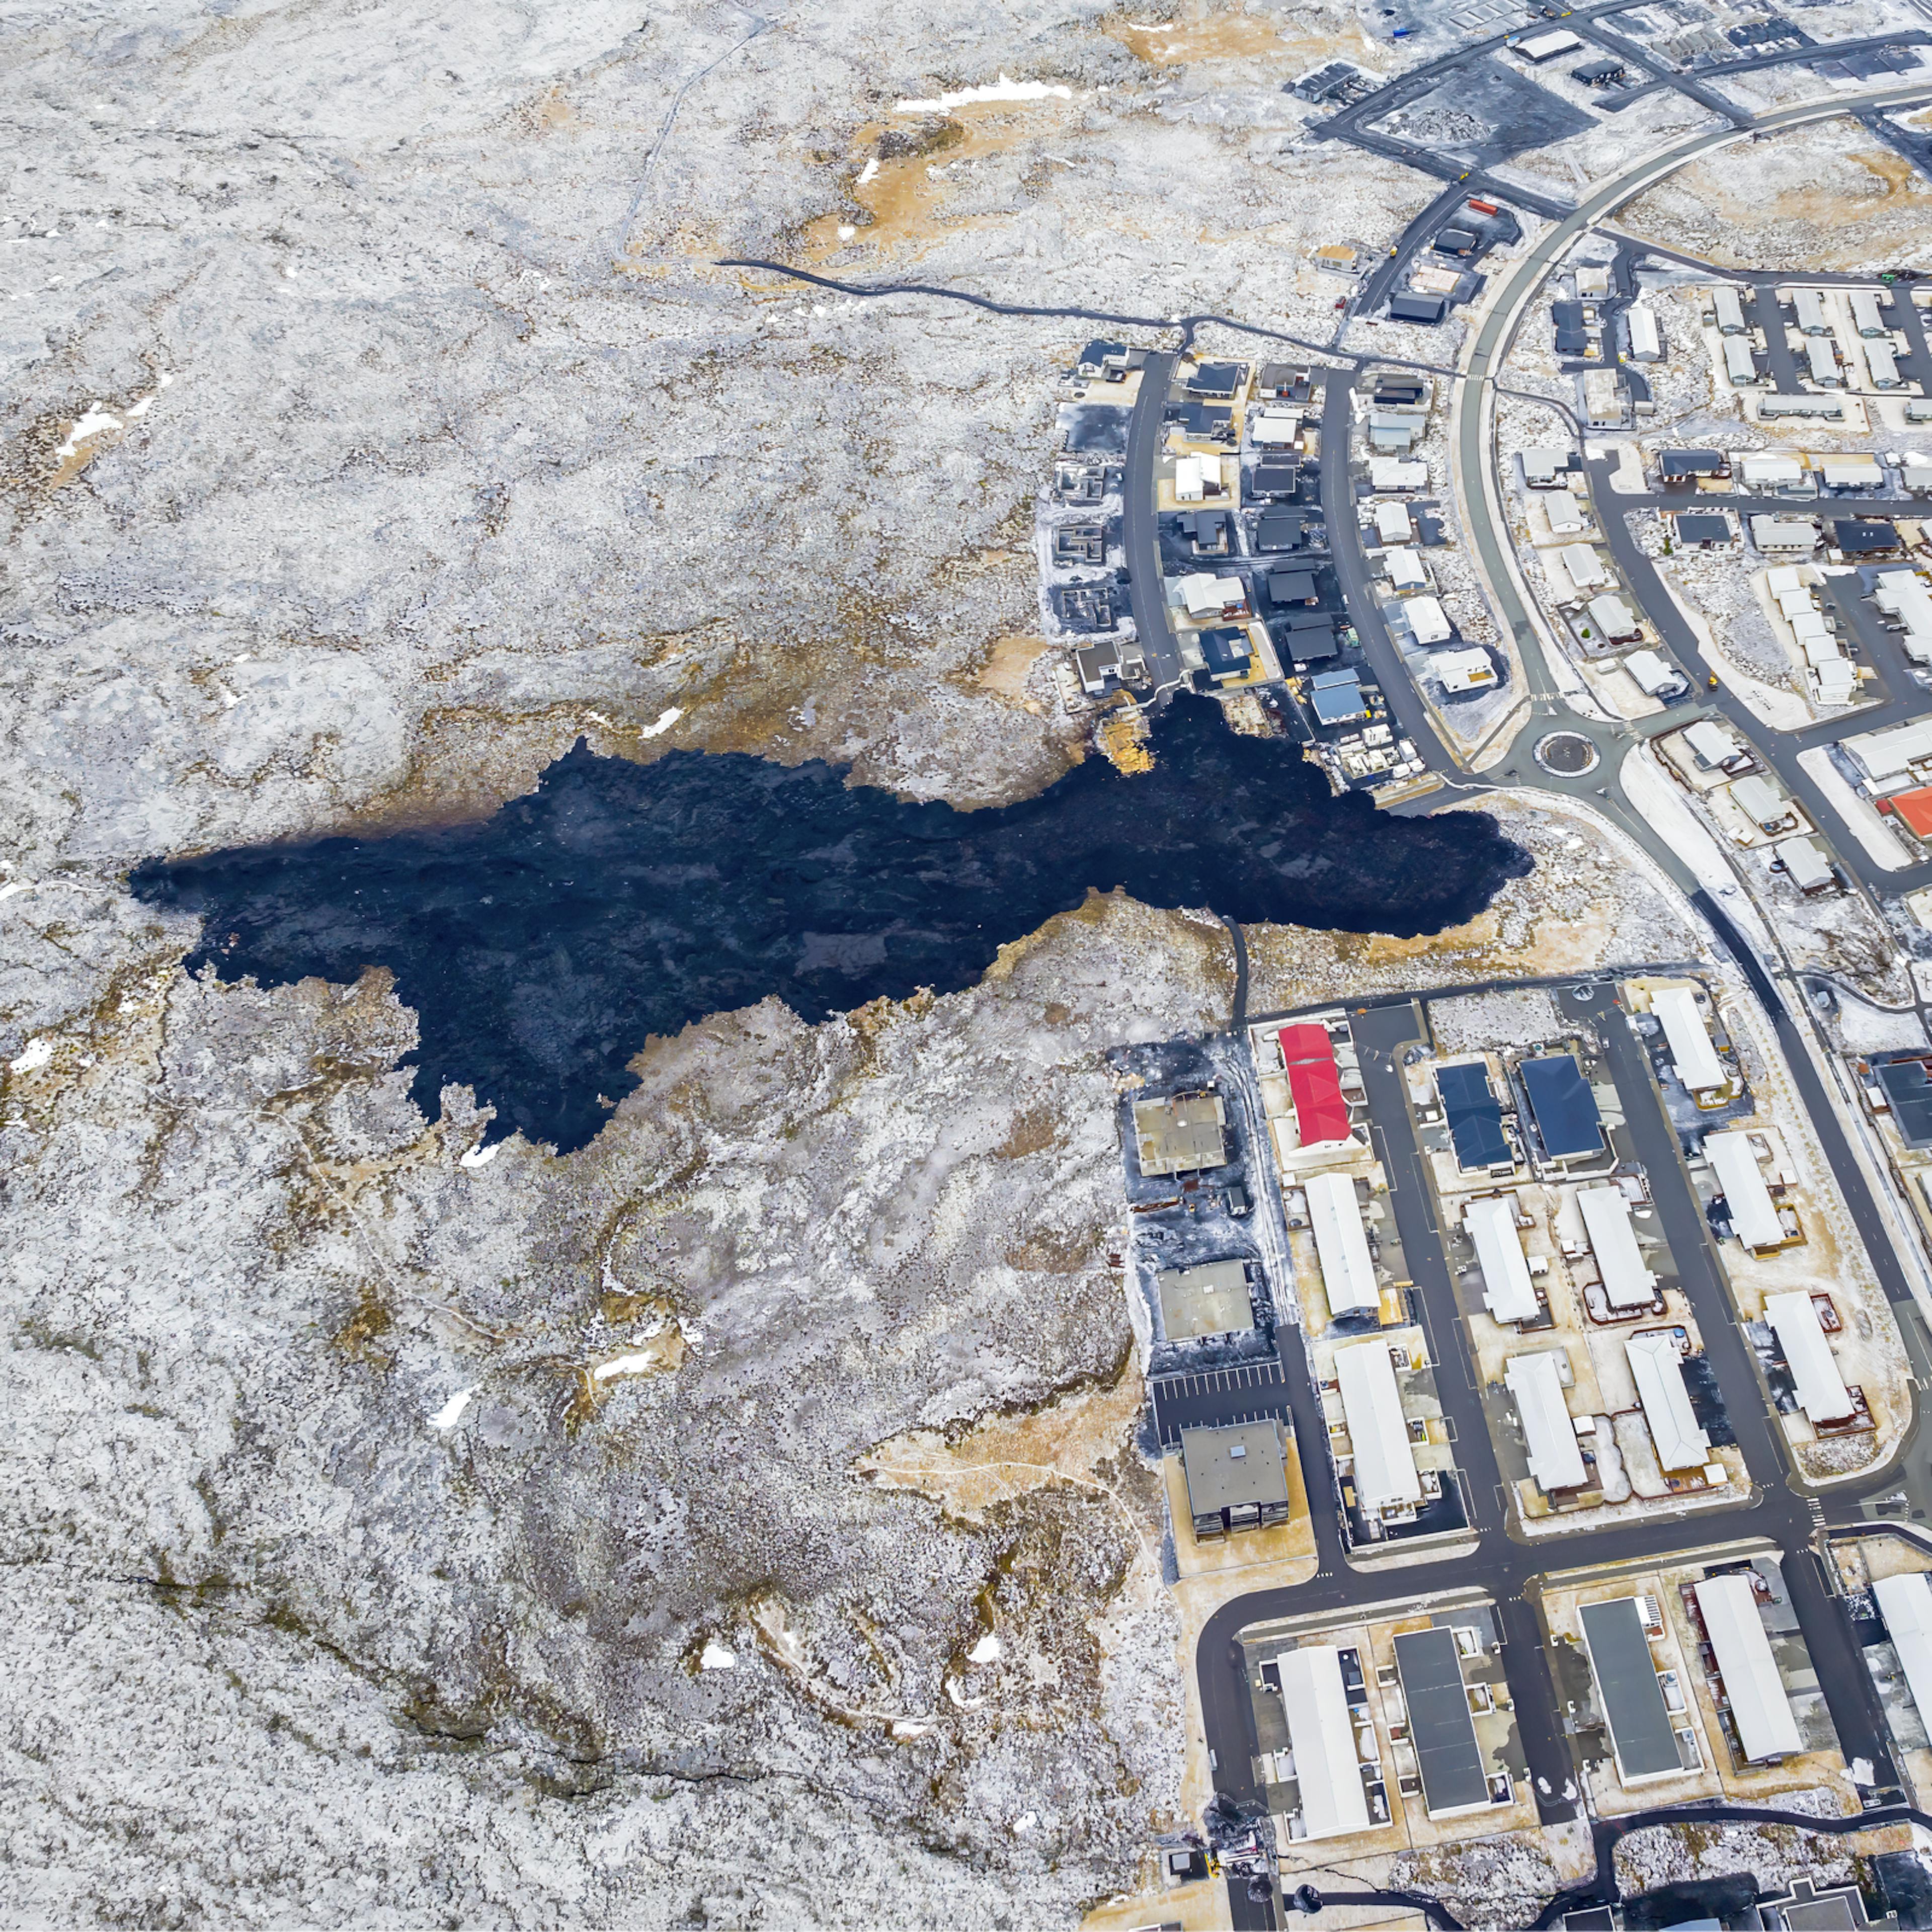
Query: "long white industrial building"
1467 1194 1538 1324
1652 987 1726 1096
1335 1338 1424 1512
1694 1574 1801 1762
1305 1171 1381 1319
1276 1646 1373 1839
1764 1291 1855 1424
1705 1132 1786 1251
1505 1350 1587 1492
1625 1329 1711 1472
1875 1571 1932 1734
1577 1185 1656 1309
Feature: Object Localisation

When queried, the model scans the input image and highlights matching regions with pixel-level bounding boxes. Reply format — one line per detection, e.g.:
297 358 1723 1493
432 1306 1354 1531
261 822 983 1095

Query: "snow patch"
638 705 683 739
895 74 1072 113
968 1633 1002 1664
459 1142 499 1168
857 157 879 186
701 1640 737 1670
0 881 38 904
429 1384 478 1429
54 404 122 462
9 1037 54 1073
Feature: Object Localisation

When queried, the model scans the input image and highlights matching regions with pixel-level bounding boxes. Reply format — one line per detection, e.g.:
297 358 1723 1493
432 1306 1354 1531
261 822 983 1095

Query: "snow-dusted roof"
1408 594 1451 644
1694 1574 1800 1762
1845 715 1932 786
1504 1351 1586 1492
1875 1572 1932 1732
1653 987 1725 1094
1305 1171 1380 1319
1560 543 1607 588
1276 1646 1372 1839
1683 719 1742 767
1578 1185 1656 1309
1335 1338 1423 1512
1706 1131 1785 1252
1625 1329 1711 1472
1764 1291 1854 1424
1466 1194 1538 1324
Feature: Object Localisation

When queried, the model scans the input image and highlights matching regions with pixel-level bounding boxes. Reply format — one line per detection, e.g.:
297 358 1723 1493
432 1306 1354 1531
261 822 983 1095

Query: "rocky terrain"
3 889 1231 1926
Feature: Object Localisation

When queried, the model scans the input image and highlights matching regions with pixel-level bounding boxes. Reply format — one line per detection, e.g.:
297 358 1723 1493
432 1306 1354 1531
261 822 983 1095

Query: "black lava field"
130 697 1532 1152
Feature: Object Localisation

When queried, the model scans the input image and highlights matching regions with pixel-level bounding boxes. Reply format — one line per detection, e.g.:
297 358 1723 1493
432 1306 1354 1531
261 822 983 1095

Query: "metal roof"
1277 1647 1373 1838
1305 1171 1380 1317
1578 1597 1683 1783
1695 1574 1800 1762
1467 1194 1538 1324
1625 1329 1711 1472
1393 1627 1491 1816
1438 1061 1510 1168
1578 1185 1657 1309
1521 1054 1603 1159
1764 1291 1854 1424
1876 1055 1932 1150
1505 1349 1587 1492
1875 1571 1932 1737
1652 987 1726 1094
1335 1338 1423 1511
1706 1130 1784 1251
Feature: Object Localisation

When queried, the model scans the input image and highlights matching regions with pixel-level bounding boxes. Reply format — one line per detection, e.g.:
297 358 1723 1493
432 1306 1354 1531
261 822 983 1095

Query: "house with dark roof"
1198 625 1254 682
1186 362 1246 400
1390 292 1448 325
1835 519 1901 556
1659 449 1729 484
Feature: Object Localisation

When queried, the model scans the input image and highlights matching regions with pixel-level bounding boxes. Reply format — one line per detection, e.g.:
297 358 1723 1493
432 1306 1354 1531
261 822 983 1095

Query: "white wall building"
1276 1646 1374 1839
1505 1350 1587 1492
1764 1291 1854 1424
1335 1339 1424 1513
1625 1329 1711 1471
1305 1171 1381 1319
1652 987 1726 1095
1694 1575 1801 1762
1578 1185 1657 1309
1467 1194 1538 1323
1706 1131 1786 1251
1874 1572 1932 1731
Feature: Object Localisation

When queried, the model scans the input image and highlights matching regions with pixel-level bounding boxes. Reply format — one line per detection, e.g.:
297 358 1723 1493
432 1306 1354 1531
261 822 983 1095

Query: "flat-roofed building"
1578 1184 1658 1309
1180 1419 1292 1539
1134 1089 1228 1176
1706 1130 1785 1251
1437 646 1497 692
1506 1349 1588 1492
1335 1337 1424 1513
1467 1193 1538 1323
1305 1170 1381 1319
1522 448 1569 487
1579 1597 1688 1784
1713 286 1747 335
1695 1574 1801 1762
1276 1646 1373 1838
1393 1627 1492 1817
1874 1053 1932 1149
1874 1571 1932 1731
1653 986 1726 1096
1157 1259 1254 1340
1626 1329 1711 1471
1521 1053 1603 1161
1764 1291 1854 1424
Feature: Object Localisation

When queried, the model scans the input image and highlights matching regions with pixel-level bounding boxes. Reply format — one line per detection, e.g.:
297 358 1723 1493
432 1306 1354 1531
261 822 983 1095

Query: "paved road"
1122 350 1186 699
1613 30 1932 111
1196 983 1907 1899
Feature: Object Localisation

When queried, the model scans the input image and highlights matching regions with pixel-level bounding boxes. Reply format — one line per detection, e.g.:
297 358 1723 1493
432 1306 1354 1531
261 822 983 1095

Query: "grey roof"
1394 1628 1490 1814
1156 1260 1254 1340
1180 1419 1290 1516
1675 512 1733 544
1579 1597 1681 1780
1876 1056 1932 1150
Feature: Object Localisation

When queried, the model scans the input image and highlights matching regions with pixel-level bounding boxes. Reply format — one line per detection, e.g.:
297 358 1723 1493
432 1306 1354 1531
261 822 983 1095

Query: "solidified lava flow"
130 695 1532 1151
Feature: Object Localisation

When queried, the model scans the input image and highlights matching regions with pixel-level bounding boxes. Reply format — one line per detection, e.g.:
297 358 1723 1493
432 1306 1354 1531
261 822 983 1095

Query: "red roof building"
1278 1024 1352 1148
1884 785 1932 840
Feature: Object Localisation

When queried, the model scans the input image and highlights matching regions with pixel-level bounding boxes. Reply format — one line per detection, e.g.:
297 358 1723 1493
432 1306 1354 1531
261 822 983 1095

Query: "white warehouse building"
1335 1338 1424 1514
1276 1646 1374 1839
1694 1574 1801 1762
